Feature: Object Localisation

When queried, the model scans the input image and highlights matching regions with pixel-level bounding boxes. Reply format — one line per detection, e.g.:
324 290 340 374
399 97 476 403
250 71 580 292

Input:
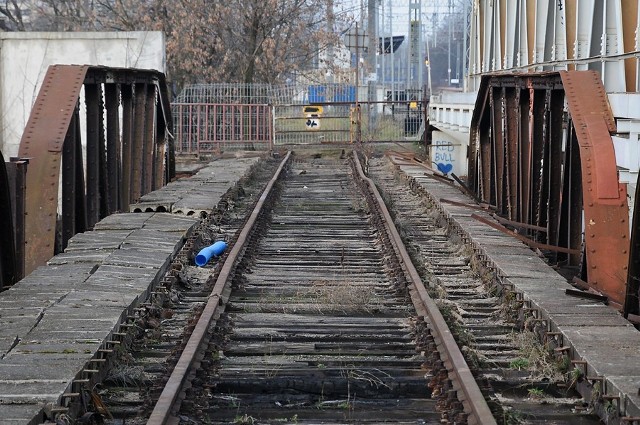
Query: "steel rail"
471 213 579 255
352 151 496 425
147 151 291 425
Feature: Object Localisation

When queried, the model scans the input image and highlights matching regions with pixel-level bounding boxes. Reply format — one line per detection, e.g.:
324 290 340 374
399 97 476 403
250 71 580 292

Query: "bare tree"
15 0 345 89
0 0 27 30
154 0 340 86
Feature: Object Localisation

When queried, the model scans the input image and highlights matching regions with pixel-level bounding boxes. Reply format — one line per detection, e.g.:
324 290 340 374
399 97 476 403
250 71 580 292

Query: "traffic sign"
305 118 320 130
343 29 368 54
303 105 323 116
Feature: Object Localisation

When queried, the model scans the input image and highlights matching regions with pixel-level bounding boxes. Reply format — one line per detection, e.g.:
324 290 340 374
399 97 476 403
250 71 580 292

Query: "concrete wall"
0 31 165 157
430 130 467 177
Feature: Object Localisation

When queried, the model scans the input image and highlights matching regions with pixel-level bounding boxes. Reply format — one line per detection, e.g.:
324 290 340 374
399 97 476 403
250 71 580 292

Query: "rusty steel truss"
469 71 629 308
0 152 27 290
18 65 175 276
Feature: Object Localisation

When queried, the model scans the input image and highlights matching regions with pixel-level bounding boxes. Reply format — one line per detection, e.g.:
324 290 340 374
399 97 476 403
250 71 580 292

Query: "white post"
390 0 394 100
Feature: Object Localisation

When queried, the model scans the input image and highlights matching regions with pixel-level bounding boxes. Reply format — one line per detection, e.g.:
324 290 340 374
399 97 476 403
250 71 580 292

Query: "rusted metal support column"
61 111 86 251
8 157 27 283
490 86 504 211
85 83 103 228
131 83 147 202
545 89 564 249
18 65 88 274
121 84 134 209
105 83 122 213
624 173 640 317
560 71 629 306
0 154 29 289
143 84 157 194
0 151 17 290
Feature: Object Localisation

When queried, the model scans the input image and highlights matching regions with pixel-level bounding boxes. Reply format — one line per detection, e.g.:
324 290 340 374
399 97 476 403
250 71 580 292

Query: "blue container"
195 241 228 266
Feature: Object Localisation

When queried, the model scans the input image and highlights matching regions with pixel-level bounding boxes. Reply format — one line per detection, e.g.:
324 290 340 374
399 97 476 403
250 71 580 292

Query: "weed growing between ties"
308 279 384 315
510 330 565 382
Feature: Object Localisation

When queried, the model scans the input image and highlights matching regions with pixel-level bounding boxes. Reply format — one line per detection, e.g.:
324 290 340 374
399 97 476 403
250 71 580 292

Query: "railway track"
95 149 606 425
178 155 441 424
129 150 494 424
368 156 603 424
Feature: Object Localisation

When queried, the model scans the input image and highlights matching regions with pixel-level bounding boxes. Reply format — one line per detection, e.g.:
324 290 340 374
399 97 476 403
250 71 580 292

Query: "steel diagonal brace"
17 65 174 275
18 65 90 274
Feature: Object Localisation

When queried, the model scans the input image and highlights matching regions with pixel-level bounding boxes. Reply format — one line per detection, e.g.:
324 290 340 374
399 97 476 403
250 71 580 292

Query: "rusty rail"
17 65 174 275
468 71 629 307
147 151 291 425
353 151 496 424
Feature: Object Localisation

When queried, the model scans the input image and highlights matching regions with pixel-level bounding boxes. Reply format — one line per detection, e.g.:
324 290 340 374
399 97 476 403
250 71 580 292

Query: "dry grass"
510 330 564 381
247 278 389 315
105 364 148 387
308 280 383 314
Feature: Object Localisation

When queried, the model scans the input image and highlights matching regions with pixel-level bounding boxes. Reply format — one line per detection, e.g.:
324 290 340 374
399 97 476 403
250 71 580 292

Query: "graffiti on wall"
433 139 455 174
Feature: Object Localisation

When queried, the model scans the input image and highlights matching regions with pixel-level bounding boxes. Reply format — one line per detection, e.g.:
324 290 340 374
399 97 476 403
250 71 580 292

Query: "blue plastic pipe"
195 241 228 266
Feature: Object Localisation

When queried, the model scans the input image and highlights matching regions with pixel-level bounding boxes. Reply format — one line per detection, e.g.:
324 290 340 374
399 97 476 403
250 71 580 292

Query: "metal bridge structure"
0 65 174 287
431 0 640 182
1 4 640 311
2 6 640 421
428 0 640 316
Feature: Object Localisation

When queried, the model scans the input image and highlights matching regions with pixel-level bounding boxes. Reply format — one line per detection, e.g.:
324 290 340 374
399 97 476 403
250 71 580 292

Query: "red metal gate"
173 103 272 153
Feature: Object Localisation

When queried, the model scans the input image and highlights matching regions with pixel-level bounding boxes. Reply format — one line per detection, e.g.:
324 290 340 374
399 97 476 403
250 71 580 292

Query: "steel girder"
469 70 629 308
18 65 175 275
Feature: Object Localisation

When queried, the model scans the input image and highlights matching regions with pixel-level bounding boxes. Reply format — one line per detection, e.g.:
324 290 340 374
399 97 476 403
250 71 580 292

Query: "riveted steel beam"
18 65 174 275
625 172 640 316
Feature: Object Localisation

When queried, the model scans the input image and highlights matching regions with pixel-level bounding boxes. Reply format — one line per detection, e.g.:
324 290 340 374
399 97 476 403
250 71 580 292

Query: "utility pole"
408 0 423 91
327 0 335 83
448 0 452 85
355 22 362 143
367 0 377 79
462 0 468 91
425 31 432 95
344 23 366 142
381 0 385 83
389 0 394 101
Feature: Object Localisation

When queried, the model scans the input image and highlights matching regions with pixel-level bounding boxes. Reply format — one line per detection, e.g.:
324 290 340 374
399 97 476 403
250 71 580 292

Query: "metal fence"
273 100 425 145
174 83 306 105
274 104 352 145
173 83 425 152
173 103 272 153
